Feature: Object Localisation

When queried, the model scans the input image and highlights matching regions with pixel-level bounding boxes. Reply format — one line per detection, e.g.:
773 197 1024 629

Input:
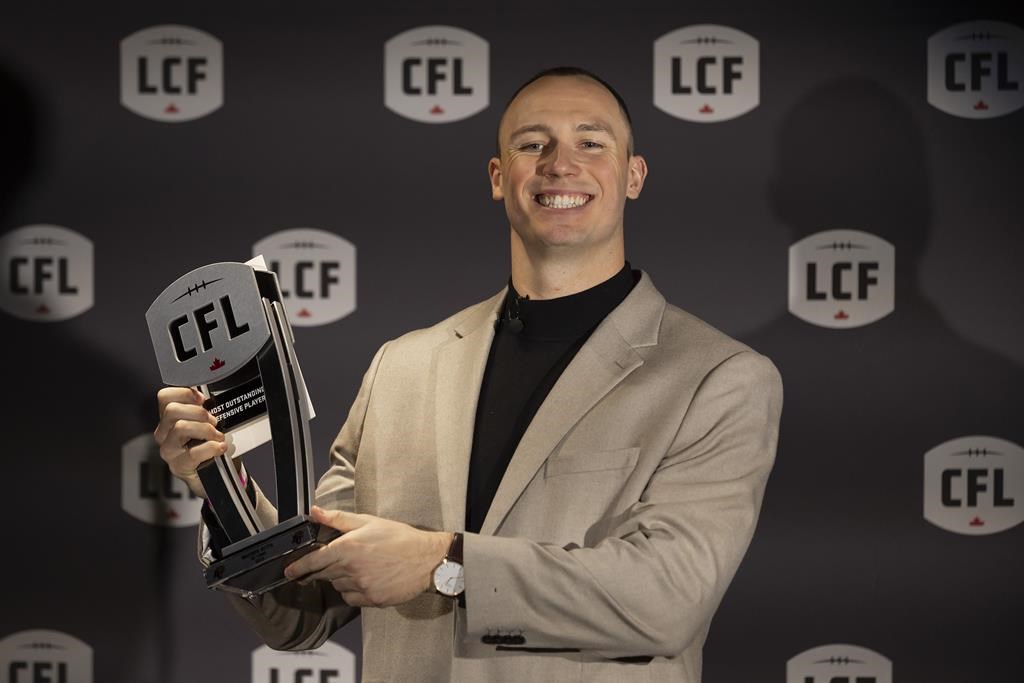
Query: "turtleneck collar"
501 262 636 341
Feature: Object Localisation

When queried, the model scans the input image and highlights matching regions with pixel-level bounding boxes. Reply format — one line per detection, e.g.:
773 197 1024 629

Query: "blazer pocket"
544 447 640 478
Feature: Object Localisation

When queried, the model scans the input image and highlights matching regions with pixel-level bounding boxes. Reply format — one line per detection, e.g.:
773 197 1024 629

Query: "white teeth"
537 194 590 209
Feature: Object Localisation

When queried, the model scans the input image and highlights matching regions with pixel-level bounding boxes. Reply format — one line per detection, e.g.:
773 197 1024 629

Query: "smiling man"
491 72 646 300
155 66 782 682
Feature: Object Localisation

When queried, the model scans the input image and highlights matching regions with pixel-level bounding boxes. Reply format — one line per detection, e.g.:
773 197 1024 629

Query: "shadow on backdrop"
705 77 1023 682
0 61 176 683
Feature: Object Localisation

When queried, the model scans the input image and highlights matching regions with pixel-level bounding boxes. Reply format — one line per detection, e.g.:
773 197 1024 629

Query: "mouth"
534 192 593 209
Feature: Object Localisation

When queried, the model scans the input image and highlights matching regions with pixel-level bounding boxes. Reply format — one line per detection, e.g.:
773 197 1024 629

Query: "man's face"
489 76 647 256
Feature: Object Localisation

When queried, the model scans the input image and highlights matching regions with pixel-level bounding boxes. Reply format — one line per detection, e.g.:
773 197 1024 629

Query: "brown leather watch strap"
447 532 464 564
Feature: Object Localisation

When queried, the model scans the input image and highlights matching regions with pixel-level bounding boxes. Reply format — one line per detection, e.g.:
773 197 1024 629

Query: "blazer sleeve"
207 342 389 651
461 350 783 658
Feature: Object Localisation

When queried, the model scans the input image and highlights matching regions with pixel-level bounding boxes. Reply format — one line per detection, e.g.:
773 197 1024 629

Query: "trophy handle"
262 298 315 520
197 449 262 541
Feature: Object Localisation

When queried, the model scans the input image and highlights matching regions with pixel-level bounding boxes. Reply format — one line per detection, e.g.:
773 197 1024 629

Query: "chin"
534 229 596 250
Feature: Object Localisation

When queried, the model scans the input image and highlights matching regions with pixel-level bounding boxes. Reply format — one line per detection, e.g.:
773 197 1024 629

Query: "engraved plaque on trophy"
146 258 335 597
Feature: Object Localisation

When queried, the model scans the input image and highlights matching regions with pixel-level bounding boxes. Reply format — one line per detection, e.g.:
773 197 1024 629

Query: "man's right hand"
153 387 228 499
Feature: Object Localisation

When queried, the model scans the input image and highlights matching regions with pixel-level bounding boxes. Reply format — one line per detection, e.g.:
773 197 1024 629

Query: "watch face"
433 560 465 596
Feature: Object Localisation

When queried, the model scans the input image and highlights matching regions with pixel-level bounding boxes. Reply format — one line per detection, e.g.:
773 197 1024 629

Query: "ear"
625 154 648 200
488 157 504 201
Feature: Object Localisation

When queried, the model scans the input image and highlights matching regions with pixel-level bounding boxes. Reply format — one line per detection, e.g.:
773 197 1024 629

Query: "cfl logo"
927 20 1024 118
0 630 93 683
924 436 1024 535
384 25 489 123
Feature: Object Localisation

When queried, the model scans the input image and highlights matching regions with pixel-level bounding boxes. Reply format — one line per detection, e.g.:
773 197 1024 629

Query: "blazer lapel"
480 273 666 536
434 290 505 533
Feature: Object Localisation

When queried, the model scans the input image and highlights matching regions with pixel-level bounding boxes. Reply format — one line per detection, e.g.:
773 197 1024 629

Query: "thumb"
311 505 367 533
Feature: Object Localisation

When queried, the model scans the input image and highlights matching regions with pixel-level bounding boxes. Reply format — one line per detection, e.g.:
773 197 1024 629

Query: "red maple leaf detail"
699 104 714 114
35 304 50 314
298 308 312 318
210 358 225 371
834 310 849 320
973 100 989 111
969 516 985 526
165 103 179 114
166 508 180 520
430 104 445 115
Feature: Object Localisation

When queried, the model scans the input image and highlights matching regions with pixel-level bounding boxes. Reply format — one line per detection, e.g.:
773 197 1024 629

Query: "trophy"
146 258 336 597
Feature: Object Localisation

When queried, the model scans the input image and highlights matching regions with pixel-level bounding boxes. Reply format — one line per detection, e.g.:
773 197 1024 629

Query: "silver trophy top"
146 261 271 387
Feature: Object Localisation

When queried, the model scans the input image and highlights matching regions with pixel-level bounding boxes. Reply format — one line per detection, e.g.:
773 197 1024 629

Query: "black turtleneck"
465 263 638 534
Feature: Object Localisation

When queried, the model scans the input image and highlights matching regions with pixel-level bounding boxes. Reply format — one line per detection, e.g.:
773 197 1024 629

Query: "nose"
539 141 579 178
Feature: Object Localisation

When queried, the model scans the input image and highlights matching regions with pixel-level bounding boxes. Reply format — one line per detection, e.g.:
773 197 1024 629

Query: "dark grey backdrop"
1 1 1021 682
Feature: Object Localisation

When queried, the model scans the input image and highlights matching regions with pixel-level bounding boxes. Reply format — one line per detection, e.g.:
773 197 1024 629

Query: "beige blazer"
221 272 783 682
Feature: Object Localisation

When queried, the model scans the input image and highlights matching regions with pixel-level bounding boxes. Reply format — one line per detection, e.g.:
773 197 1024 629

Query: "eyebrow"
508 121 618 140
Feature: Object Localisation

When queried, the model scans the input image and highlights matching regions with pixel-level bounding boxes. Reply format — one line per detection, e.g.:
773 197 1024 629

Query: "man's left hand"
283 506 452 607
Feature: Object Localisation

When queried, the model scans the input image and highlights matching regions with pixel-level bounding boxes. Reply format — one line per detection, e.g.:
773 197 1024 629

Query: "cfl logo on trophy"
252 641 356 683
146 262 271 387
253 229 356 326
787 644 892 683
0 629 93 683
924 435 1024 535
120 24 223 122
788 229 894 329
121 433 202 527
653 25 759 123
384 25 489 123
928 21 1023 119
0 225 93 322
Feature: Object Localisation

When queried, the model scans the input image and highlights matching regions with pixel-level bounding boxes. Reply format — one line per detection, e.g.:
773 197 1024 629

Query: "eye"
518 142 545 152
580 140 604 150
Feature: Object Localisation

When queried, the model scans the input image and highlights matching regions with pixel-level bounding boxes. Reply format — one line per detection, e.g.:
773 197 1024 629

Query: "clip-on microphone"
498 292 528 333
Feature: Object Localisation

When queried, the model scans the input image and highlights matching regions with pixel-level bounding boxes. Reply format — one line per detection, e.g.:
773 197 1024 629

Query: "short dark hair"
496 66 635 156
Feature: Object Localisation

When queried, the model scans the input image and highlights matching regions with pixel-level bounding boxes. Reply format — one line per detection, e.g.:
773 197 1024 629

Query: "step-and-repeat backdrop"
1 2 1021 682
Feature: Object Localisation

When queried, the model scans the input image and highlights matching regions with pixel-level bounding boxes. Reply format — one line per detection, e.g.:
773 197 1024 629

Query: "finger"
154 403 217 443
163 402 217 426
284 545 337 581
177 440 229 471
159 422 224 466
311 506 368 533
157 386 205 414
299 563 350 585
169 419 223 449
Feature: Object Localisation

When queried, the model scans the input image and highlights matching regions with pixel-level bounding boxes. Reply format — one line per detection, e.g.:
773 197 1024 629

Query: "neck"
509 234 625 300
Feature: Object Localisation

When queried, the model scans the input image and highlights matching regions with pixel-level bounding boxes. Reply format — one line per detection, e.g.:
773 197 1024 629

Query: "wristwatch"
432 532 465 597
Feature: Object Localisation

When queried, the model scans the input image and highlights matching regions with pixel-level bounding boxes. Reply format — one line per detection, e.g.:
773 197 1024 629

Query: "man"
155 67 782 681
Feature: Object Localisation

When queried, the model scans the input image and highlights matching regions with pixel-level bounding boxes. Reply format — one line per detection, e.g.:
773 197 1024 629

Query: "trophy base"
204 516 340 597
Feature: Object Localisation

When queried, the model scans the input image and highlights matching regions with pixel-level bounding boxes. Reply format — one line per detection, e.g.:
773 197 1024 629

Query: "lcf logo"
384 25 489 123
0 225 93 322
928 21 1024 119
788 229 894 329
924 435 1024 535
120 24 223 122
252 642 356 683
653 24 759 122
0 629 93 683
121 433 203 527
253 229 356 326
787 644 892 683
